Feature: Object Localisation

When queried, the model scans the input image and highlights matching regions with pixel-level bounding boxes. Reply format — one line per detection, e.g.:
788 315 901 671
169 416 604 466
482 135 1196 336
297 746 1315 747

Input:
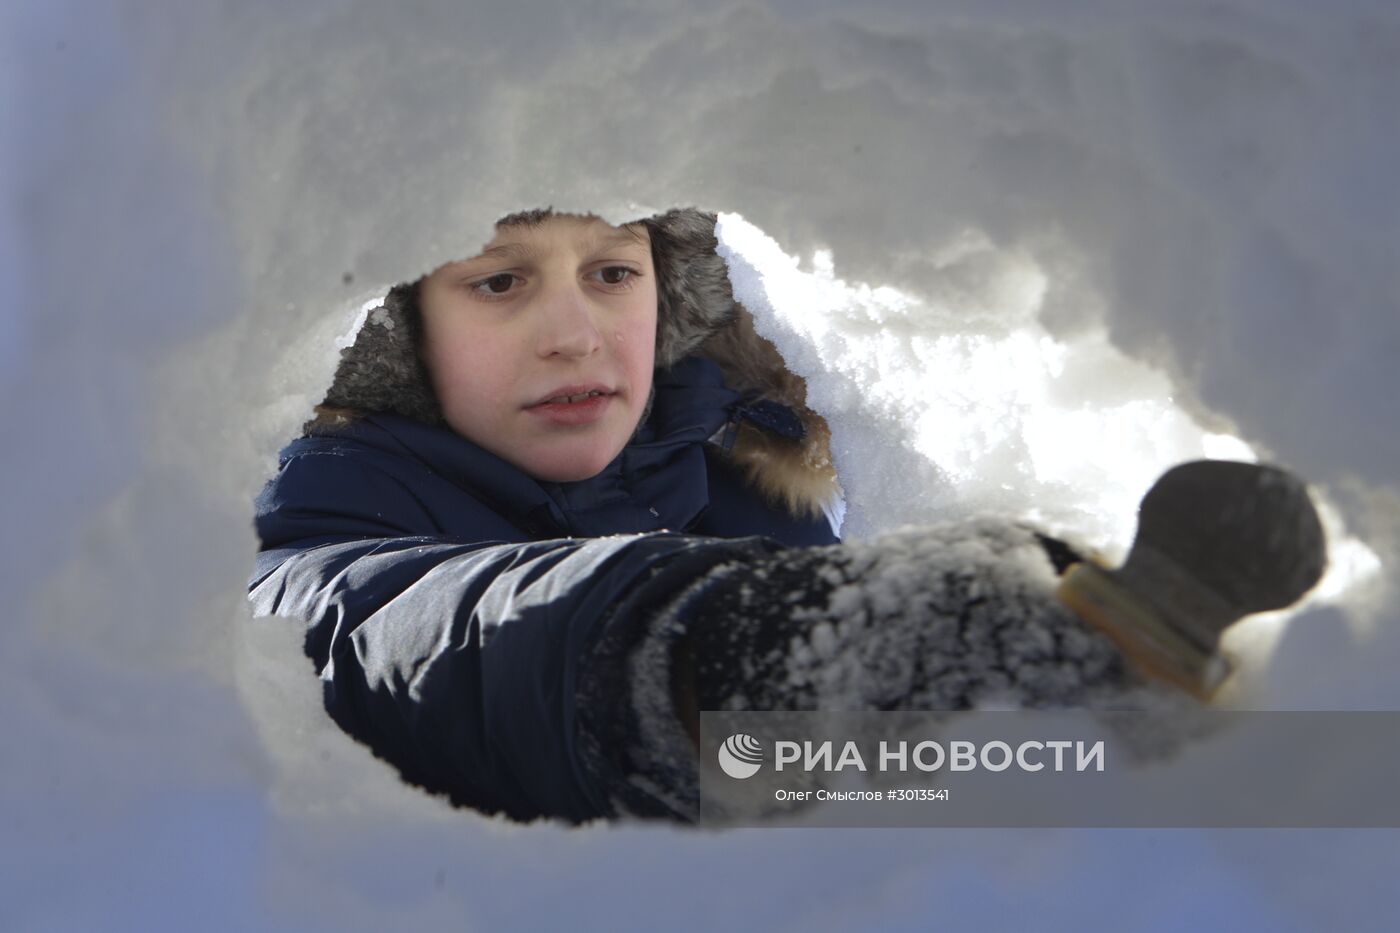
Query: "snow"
3 0 1398 929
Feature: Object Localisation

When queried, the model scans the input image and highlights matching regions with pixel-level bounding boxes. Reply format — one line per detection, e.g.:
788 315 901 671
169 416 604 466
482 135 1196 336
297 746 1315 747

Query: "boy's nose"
535 281 604 359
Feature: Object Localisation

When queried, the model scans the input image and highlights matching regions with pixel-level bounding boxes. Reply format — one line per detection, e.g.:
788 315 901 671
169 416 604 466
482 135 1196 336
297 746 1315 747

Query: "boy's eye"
594 266 636 286
471 273 520 296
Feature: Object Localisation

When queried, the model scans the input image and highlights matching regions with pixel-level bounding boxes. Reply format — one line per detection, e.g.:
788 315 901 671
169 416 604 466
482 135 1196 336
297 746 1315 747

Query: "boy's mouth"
539 389 607 405
526 386 616 427
527 383 616 407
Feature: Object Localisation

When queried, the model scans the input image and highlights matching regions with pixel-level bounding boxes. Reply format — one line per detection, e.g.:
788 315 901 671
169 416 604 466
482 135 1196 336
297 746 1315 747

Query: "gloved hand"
576 519 1160 821
672 520 1144 720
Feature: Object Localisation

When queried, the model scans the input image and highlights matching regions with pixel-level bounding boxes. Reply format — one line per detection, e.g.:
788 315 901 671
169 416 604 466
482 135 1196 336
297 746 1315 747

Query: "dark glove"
575 520 1155 822
676 521 1138 716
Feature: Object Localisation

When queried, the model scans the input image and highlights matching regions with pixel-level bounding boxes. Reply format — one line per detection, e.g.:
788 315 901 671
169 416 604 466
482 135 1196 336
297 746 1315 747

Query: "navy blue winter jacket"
247 356 838 823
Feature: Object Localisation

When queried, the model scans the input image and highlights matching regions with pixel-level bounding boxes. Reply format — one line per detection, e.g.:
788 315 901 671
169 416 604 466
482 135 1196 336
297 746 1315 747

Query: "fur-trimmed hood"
316 208 840 523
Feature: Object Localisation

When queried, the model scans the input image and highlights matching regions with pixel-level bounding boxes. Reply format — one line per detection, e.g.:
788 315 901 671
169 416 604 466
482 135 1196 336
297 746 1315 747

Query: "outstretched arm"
249 444 794 822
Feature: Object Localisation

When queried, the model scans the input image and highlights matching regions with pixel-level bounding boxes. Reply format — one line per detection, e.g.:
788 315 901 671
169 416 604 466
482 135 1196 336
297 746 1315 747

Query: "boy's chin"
519 443 625 484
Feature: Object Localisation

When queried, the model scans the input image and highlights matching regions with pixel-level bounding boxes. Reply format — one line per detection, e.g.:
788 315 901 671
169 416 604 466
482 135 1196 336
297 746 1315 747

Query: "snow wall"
3 0 1398 929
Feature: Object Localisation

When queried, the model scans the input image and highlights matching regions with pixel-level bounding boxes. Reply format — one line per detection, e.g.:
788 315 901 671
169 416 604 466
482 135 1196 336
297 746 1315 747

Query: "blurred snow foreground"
4 0 1399 929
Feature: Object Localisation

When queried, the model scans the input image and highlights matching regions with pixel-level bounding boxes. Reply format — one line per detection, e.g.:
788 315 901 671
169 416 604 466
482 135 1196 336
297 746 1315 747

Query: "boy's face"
417 214 658 483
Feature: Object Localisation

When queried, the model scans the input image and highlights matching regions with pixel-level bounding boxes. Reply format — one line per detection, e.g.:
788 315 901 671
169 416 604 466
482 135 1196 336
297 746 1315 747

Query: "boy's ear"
648 208 739 368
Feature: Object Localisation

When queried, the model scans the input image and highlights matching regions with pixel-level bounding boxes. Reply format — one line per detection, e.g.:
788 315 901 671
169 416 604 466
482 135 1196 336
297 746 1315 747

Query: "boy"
248 208 1326 824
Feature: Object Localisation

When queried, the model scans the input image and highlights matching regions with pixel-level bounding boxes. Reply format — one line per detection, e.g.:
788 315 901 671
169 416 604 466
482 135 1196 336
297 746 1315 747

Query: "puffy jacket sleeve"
247 451 781 824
